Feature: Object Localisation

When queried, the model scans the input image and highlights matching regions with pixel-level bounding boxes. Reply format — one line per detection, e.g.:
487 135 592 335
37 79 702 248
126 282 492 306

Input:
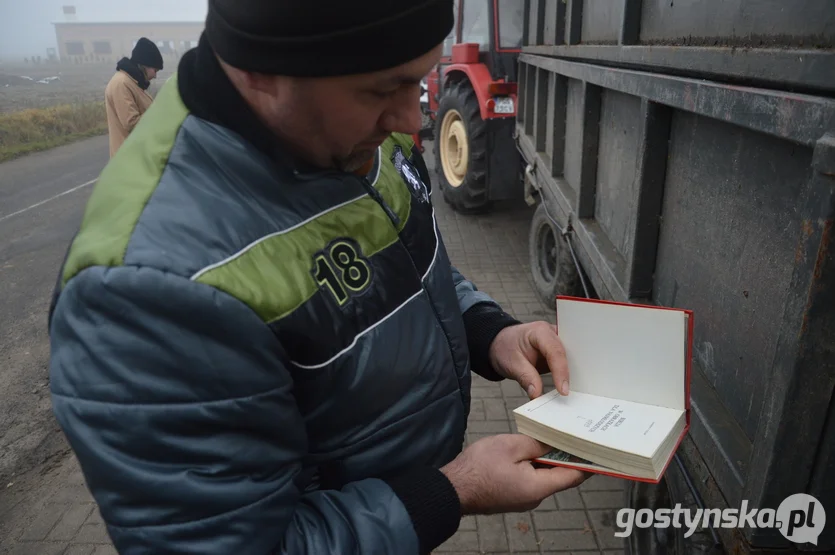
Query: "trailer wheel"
624 459 723 555
434 81 491 214
529 202 581 306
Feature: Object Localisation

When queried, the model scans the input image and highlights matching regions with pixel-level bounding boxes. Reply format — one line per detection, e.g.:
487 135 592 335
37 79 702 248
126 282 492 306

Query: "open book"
512 296 693 483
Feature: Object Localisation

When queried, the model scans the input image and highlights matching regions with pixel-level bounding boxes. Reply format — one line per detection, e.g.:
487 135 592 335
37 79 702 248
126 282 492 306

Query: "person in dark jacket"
48 1 588 553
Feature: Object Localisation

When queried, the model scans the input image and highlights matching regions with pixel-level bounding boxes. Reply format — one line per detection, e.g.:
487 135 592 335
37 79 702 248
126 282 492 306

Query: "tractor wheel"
434 81 491 214
528 202 582 307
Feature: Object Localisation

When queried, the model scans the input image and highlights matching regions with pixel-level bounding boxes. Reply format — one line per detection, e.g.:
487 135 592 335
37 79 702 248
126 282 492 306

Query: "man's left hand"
488 322 569 400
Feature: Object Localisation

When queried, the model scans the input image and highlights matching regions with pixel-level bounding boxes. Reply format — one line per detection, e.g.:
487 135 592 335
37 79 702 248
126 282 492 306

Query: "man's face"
143 67 158 80
248 44 442 172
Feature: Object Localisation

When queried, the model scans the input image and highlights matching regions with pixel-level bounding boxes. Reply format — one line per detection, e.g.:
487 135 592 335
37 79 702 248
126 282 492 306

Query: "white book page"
556 298 686 411
515 390 683 458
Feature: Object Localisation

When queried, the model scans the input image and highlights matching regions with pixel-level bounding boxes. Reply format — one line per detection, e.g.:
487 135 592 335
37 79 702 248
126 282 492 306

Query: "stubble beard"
336 148 377 173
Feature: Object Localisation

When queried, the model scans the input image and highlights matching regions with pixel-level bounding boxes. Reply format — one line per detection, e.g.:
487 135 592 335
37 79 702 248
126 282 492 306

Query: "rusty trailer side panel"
515 53 835 552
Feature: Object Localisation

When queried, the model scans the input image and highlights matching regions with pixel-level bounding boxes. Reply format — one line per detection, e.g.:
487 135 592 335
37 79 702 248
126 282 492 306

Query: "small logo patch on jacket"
392 146 430 204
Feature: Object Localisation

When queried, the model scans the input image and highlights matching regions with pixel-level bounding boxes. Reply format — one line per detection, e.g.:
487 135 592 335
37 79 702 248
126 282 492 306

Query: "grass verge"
0 102 107 163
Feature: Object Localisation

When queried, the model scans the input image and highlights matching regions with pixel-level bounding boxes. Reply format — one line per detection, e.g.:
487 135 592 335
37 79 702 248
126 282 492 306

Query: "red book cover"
524 295 694 484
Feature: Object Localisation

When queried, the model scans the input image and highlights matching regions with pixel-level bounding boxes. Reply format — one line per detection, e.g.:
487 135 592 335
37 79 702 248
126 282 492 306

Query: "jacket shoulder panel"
62 76 188 287
122 116 378 281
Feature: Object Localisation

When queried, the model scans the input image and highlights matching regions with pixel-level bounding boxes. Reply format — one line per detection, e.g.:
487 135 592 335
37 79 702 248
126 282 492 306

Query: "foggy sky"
0 0 208 61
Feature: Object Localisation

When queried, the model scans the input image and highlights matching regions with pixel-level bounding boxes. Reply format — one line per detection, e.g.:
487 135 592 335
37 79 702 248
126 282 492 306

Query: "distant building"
52 20 204 65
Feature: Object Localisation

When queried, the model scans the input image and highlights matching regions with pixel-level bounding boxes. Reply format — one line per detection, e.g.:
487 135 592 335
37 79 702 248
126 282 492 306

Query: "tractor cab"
435 0 524 86
422 0 525 214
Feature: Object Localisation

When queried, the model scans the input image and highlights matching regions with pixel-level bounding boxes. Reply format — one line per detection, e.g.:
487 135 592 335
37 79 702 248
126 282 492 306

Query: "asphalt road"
0 136 108 485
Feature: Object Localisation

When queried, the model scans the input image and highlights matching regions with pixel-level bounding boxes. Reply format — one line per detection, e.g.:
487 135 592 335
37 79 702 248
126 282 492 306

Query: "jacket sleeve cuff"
383 467 461 555
462 302 521 381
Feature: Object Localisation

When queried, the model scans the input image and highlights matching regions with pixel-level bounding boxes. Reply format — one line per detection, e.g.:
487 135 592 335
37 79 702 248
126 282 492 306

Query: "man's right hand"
440 435 589 514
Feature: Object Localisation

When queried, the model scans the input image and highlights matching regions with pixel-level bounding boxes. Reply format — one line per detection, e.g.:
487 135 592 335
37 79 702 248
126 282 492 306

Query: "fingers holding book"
488 321 570 400
439 434 589 515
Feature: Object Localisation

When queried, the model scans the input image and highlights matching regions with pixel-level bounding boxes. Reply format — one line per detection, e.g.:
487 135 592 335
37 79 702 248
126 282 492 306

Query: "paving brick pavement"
0 144 628 554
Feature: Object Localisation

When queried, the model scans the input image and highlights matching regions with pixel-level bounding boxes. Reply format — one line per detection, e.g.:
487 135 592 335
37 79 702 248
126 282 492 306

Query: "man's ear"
217 55 280 96
243 72 278 95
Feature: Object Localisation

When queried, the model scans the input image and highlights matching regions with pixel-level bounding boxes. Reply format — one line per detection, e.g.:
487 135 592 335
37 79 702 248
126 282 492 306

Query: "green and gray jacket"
48 35 520 555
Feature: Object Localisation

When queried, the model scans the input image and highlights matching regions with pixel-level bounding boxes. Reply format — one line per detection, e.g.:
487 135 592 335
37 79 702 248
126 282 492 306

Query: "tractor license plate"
494 97 515 114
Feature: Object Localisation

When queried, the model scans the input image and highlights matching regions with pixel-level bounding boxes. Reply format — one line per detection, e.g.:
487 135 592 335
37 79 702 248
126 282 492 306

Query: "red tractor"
419 0 524 214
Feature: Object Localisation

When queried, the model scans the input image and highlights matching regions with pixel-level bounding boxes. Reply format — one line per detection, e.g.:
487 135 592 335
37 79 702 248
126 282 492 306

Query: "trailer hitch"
523 163 540 206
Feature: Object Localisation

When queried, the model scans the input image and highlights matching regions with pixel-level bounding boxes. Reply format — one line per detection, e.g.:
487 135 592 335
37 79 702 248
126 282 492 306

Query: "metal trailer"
514 1 835 554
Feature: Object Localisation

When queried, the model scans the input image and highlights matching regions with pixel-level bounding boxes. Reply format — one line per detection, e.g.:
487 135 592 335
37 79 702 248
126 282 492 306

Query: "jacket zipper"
360 176 465 405
359 177 400 227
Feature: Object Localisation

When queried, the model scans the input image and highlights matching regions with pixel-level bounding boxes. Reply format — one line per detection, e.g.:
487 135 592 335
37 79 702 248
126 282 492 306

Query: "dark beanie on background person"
130 37 164 70
204 0 454 77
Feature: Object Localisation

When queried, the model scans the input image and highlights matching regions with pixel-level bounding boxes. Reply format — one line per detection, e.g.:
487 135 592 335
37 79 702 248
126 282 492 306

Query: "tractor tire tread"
434 81 492 214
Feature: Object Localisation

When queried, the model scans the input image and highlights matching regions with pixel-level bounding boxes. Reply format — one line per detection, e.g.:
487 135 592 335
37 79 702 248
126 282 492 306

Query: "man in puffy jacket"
104 37 163 157
48 1 588 553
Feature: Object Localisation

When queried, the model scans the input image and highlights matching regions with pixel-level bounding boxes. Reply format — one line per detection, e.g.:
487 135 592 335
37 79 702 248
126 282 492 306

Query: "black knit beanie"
205 0 454 77
131 37 164 70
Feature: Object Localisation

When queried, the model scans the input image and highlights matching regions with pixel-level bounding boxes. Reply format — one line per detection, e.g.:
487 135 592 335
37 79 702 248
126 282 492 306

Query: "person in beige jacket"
105 38 164 157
